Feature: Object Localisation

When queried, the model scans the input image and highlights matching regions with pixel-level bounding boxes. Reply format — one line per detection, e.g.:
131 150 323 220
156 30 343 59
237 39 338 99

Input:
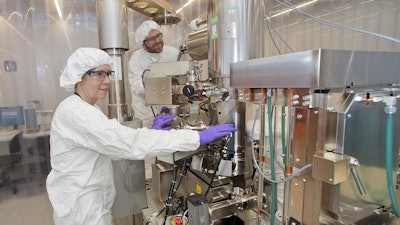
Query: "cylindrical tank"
96 0 129 50
96 0 129 122
206 0 265 151
207 0 265 79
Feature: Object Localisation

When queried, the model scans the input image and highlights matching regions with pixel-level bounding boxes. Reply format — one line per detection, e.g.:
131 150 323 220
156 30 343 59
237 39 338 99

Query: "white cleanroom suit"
46 95 200 225
128 46 179 119
128 20 179 120
46 47 236 225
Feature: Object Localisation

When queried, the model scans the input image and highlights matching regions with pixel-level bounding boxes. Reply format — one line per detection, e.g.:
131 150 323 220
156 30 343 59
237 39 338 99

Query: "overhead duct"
127 0 180 25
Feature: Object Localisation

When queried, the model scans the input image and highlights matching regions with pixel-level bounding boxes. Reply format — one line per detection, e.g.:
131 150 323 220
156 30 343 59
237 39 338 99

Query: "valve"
182 85 195 97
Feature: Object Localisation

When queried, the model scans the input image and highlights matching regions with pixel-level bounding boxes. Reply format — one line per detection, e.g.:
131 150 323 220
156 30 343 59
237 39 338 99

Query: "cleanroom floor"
0 158 157 225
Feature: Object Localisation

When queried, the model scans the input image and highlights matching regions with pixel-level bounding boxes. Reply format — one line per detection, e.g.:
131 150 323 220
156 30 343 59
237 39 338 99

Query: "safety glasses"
144 33 163 45
86 70 115 81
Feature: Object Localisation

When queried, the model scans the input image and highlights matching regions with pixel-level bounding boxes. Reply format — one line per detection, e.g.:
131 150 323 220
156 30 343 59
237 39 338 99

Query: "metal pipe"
350 167 367 196
96 0 129 122
104 48 128 122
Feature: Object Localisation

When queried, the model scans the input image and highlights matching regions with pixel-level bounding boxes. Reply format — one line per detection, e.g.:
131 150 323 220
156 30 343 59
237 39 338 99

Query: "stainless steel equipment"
231 48 400 224
144 1 266 224
126 0 180 25
187 195 210 225
185 29 208 61
138 0 400 224
146 48 400 225
97 1 147 225
97 0 130 122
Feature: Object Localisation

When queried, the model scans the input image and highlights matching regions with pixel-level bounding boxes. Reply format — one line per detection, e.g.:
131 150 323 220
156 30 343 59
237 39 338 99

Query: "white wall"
0 0 398 114
0 0 101 111
263 0 400 56
0 0 206 114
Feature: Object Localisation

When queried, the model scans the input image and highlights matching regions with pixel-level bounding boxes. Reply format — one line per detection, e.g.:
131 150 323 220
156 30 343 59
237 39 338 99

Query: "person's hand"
199 124 236 145
151 115 175 130
160 106 170 114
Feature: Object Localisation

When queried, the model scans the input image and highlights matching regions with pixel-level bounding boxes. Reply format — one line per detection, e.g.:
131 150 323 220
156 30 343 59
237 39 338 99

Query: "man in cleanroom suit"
127 20 179 120
46 47 236 225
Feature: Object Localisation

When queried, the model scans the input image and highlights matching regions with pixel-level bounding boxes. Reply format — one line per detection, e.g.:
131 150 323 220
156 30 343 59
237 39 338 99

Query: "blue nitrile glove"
199 124 236 145
160 106 170 114
151 115 175 130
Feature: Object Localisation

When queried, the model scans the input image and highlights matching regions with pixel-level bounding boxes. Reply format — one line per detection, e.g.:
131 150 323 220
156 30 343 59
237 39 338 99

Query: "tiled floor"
0 161 163 225
0 177 54 225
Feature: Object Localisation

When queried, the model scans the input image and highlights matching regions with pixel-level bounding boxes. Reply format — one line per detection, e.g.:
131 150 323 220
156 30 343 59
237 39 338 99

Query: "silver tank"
206 0 265 149
96 2 146 225
96 0 129 122
207 0 265 79
96 0 128 50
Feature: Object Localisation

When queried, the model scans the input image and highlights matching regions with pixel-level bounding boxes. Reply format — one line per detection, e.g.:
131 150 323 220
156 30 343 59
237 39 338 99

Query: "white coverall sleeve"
55 97 200 160
47 95 199 225
84 119 200 159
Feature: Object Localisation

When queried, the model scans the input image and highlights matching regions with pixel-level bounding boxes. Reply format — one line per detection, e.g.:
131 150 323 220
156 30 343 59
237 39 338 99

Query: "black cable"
265 18 282 55
140 68 157 117
199 100 210 118
204 156 223 197
204 136 232 197
161 160 188 225
265 18 295 53
151 106 156 117
145 207 165 225
162 163 178 225
172 161 188 197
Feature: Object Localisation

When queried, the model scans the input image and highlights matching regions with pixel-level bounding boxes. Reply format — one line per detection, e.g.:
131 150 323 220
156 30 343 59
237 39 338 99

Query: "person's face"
79 64 112 105
143 29 164 53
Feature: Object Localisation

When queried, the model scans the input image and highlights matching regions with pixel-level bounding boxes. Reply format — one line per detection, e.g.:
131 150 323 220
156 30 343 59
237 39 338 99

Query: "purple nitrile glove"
160 106 170 114
199 124 236 145
151 115 175 130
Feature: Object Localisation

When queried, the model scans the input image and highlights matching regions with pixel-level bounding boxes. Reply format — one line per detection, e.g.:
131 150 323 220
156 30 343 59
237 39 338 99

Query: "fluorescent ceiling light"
176 0 195 14
269 0 318 19
54 0 63 18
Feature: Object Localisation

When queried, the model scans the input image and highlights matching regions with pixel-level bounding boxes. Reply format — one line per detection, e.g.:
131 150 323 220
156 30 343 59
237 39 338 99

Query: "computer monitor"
0 106 25 127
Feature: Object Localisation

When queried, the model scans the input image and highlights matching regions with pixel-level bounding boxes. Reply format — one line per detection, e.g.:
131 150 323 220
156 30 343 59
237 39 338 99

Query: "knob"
182 85 195 97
